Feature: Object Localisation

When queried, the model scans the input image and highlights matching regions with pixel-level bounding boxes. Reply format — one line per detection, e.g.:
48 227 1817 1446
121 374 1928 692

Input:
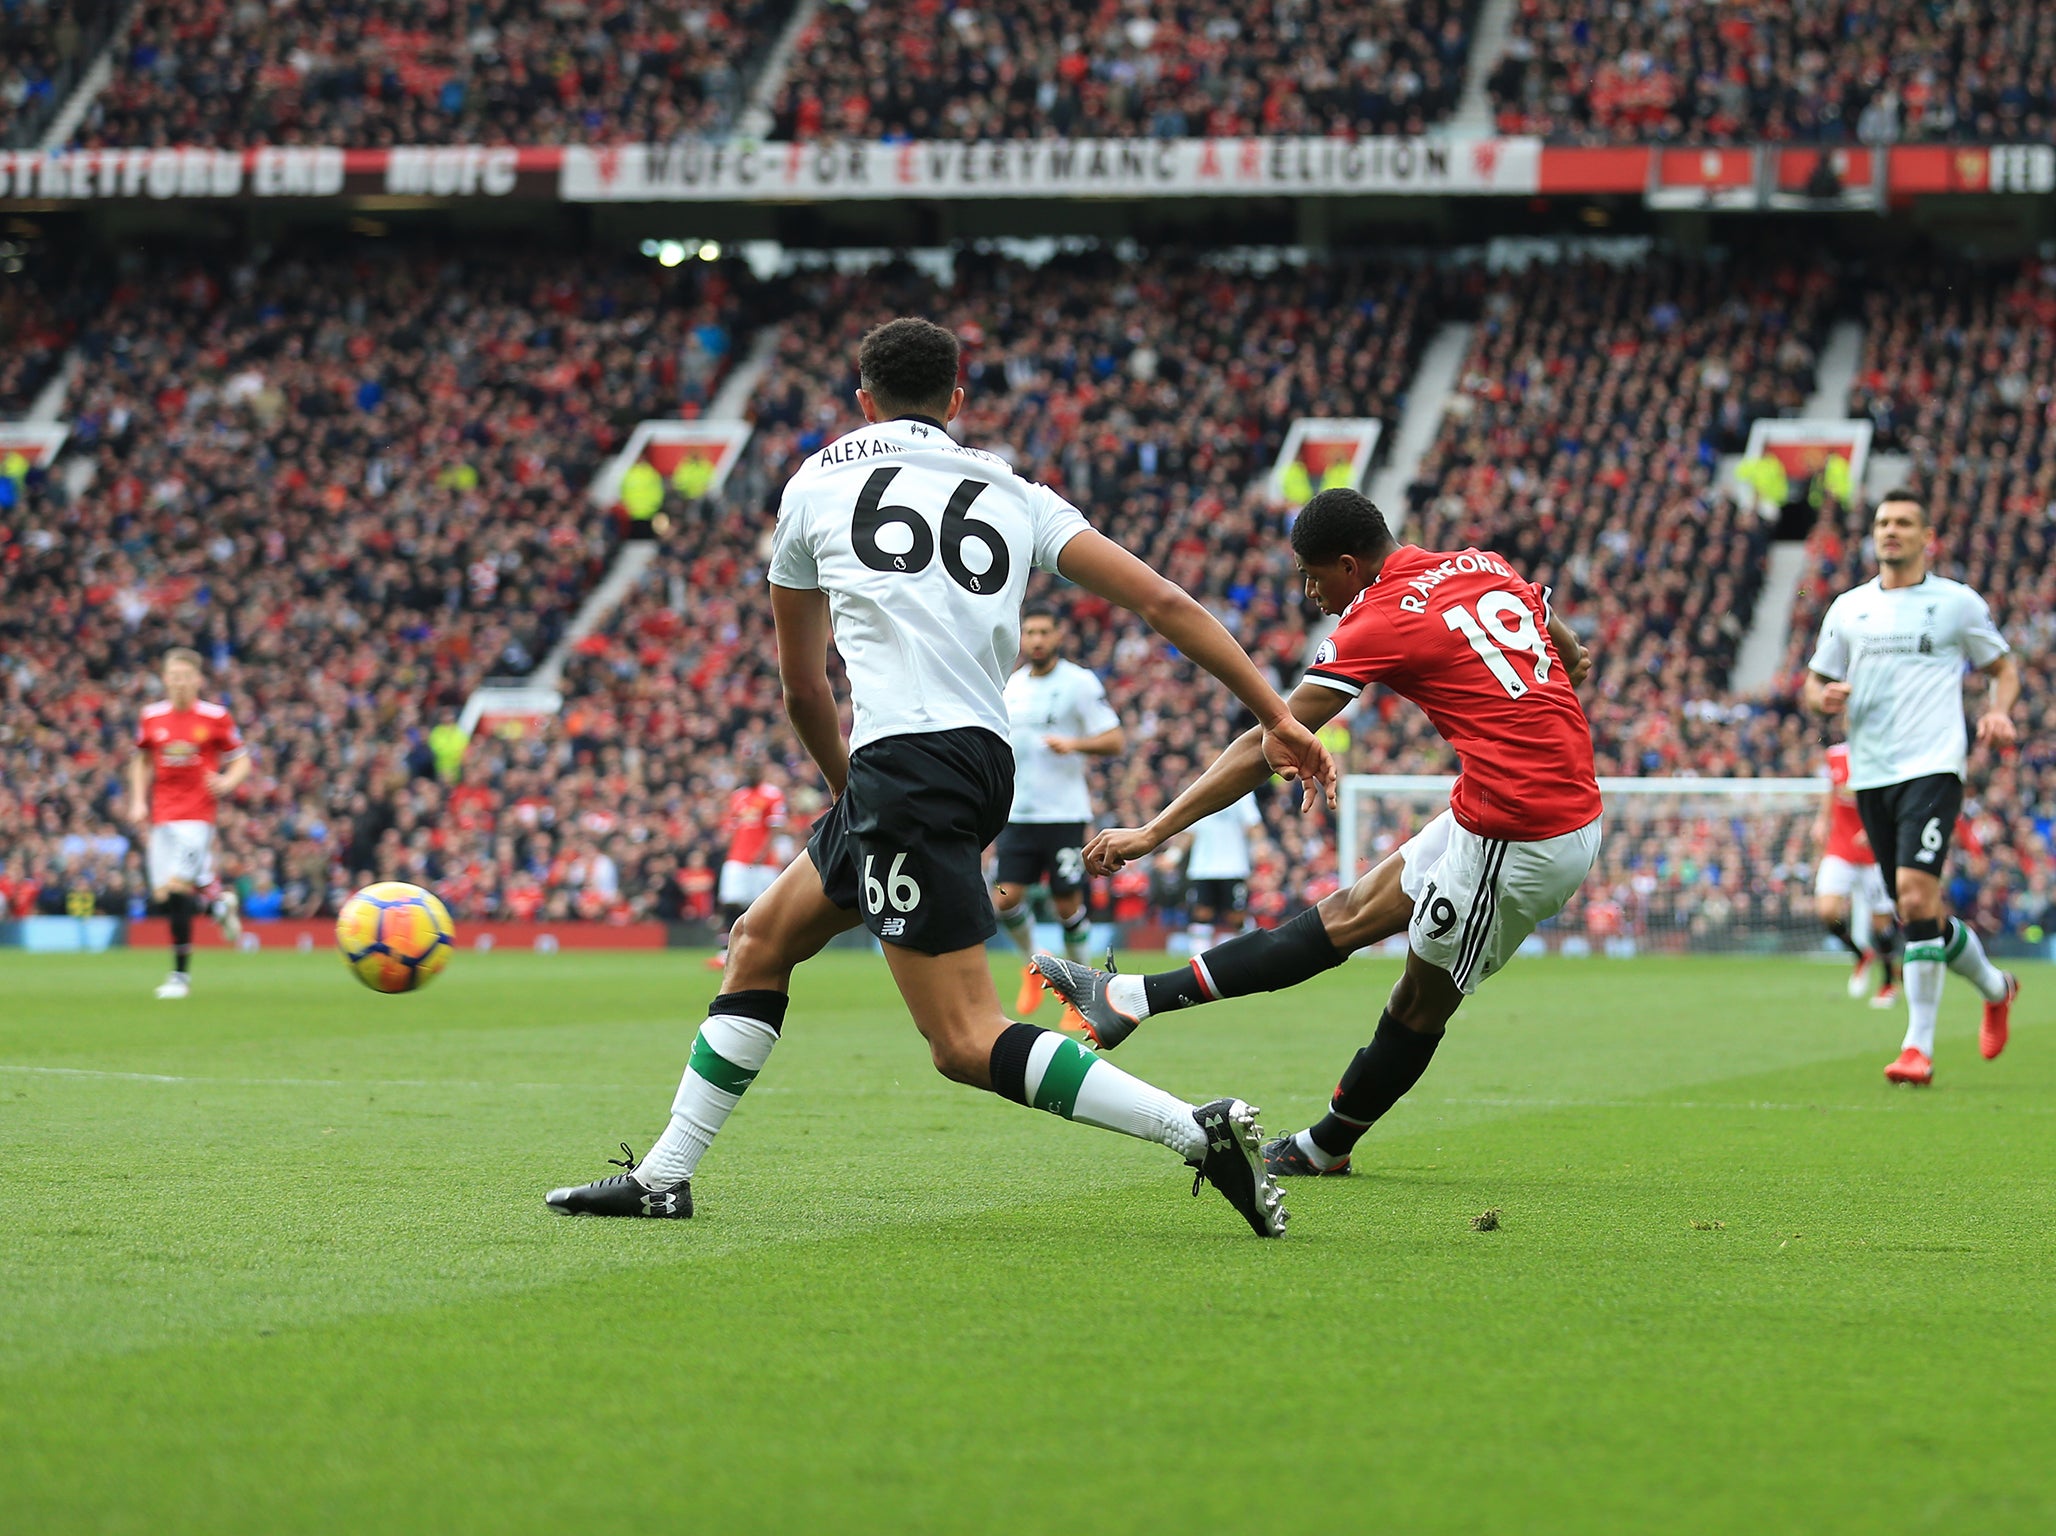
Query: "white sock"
1293 1128 1347 1170
1851 902 1873 954
1022 1029 1205 1160
636 1012 779 1187
1106 972 1150 1019
1061 908 1093 963
1944 918 2009 1002
1902 961 1943 1058
997 900 1033 958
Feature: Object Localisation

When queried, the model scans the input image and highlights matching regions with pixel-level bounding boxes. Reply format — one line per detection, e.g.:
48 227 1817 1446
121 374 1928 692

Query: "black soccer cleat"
1031 952 1141 1051
545 1143 693 1219
1262 1134 1353 1178
1189 1098 1288 1238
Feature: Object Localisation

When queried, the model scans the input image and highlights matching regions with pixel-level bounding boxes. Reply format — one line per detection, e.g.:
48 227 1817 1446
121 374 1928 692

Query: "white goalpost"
1338 774 1833 957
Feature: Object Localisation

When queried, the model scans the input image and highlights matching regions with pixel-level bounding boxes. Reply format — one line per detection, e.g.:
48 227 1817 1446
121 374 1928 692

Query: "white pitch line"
0 1064 640 1093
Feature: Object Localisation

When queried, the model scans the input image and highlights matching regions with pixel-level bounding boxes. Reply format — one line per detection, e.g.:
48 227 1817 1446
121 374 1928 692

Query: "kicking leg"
1035 847 1411 1049
883 942 1285 1237
546 854 859 1215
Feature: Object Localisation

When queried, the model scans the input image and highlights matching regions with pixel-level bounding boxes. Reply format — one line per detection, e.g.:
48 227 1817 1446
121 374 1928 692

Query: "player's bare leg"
991 879 1046 1013
880 942 1285 1237
1036 848 1411 1049
546 854 858 1217
154 877 196 998
1893 867 2014 1081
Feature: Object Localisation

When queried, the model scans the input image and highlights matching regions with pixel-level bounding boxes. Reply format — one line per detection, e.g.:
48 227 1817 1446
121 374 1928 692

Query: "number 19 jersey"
1303 545 1602 841
768 416 1090 753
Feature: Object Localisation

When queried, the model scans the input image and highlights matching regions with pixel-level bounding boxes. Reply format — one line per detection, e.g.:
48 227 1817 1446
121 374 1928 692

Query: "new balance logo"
880 917 906 938
640 1191 679 1215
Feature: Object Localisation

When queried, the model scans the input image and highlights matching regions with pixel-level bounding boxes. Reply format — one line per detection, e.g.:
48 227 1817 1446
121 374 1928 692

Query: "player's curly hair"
858 317 960 416
1291 487 1395 565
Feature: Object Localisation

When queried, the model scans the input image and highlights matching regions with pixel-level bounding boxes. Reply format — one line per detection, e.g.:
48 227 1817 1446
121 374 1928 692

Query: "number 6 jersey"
1304 545 1602 841
769 415 1090 752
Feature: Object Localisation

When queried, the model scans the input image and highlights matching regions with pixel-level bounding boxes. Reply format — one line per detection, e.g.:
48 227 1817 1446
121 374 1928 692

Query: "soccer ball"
336 881 455 993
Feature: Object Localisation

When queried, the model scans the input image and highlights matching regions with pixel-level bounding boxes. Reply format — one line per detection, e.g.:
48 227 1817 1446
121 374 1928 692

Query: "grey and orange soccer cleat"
1032 953 1142 1050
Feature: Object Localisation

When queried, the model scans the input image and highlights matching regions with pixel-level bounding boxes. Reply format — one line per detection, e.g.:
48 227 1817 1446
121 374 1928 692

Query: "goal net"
1337 774 1833 957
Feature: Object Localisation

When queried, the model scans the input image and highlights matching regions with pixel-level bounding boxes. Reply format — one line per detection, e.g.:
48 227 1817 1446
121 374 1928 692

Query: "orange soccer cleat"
1014 963 1046 1016
1884 1047 1934 1086
704 952 729 973
1981 972 2018 1060
1870 980 1900 1010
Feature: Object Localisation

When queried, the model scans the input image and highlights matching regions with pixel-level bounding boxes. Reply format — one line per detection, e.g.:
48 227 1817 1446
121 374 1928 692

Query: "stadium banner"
559 137 1544 200
0 422 70 468
6 142 2051 206
1269 418 1382 504
590 419 754 509
124 917 669 951
1732 419 1874 509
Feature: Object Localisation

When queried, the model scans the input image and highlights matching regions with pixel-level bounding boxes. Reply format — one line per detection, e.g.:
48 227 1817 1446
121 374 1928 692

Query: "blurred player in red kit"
125 648 252 998
1815 742 1902 1006
706 771 789 969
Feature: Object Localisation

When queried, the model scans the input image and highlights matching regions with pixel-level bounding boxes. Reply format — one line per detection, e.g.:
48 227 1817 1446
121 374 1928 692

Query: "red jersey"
722 783 787 866
136 699 244 824
1306 546 1602 841
1822 744 1873 865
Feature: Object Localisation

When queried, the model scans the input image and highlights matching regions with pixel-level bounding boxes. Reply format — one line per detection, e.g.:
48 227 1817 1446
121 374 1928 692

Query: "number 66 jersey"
1304 545 1602 842
769 415 1089 753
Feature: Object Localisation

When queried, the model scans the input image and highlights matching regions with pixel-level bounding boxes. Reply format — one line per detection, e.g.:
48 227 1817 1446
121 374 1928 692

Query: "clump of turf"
1690 1219 1726 1231
1471 1208 1502 1232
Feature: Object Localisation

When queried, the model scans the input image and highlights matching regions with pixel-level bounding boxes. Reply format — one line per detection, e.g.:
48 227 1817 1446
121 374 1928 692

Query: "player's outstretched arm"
1976 653 2021 747
771 583 849 797
1546 612 1592 687
1084 682 1346 876
1056 529 1335 805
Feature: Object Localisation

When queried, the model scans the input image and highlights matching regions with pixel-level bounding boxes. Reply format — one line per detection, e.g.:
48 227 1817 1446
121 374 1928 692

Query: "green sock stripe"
1942 922 1969 963
1031 1037 1096 1118
689 1031 759 1095
1905 943 1947 965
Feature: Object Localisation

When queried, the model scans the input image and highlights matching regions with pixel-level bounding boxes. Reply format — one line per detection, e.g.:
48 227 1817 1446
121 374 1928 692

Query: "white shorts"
147 821 217 892
1815 855 1893 910
718 859 780 908
1399 811 1603 994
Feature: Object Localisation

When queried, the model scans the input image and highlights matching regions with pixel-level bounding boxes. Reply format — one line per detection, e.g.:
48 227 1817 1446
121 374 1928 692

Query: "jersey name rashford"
1303 545 1602 842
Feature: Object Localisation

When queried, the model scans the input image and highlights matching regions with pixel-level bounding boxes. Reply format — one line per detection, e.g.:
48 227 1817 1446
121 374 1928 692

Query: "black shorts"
808 727 1013 955
1853 772 1963 892
1185 877 1248 916
993 821 1089 895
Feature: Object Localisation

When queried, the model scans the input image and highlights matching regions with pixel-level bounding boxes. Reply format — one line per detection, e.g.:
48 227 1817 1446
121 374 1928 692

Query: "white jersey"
1004 659 1120 823
1186 793 1263 880
768 416 1091 753
1807 574 2009 791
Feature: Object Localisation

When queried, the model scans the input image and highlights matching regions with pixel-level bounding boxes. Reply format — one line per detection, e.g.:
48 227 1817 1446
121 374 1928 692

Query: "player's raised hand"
1083 826 1156 877
1261 716 1339 812
1976 709 2018 749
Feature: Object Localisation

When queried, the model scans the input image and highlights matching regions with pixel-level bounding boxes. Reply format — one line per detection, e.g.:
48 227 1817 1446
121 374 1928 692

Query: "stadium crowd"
0 245 753 922
771 0 1475 141
1490 0 2056 145
72 0 791 149
2 0 115 149
9 242 2055 949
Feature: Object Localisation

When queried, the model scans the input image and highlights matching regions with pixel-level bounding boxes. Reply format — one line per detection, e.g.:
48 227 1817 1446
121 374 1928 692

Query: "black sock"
1308 1010 1444 1160
987 1021 1043 1104
1825 918 1865 959
166 893 195 974
1142 907 1344 1014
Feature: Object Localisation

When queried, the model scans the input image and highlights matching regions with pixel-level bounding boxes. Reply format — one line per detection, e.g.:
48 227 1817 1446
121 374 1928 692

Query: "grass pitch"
2 947 2051 1534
